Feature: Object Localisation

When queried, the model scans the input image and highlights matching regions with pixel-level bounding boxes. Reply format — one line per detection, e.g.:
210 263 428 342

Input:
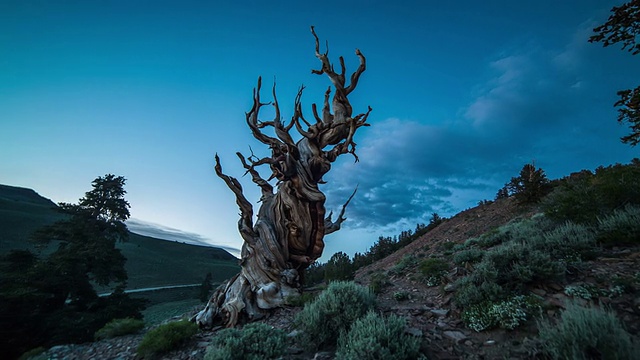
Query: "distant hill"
0 184 240 289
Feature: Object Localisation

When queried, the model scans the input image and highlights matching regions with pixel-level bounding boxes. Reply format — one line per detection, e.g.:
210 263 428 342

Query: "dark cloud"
126 218 241 257
323 25 640 234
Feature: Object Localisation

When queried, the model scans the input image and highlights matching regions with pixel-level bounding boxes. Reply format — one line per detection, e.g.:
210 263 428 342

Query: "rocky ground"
38 198 640 359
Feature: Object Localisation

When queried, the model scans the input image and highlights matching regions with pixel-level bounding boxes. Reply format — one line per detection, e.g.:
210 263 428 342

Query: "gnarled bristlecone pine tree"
194 27 371 328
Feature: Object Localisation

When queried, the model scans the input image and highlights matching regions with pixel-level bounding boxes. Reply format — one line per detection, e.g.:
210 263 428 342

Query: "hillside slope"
356 197 536 276
353 197 640 359
0 184 240 289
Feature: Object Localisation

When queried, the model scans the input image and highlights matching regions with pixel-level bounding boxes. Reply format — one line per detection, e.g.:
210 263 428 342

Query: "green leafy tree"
495 186 510 200
590 0 640 146
0 174 144 358
324 251 354 281
507 163 551 204
33 174 131 307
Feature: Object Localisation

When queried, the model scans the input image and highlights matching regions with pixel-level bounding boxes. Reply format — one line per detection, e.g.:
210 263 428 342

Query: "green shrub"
453 227 565 308
336 312 421 360
462 295 541 332
454 276 506 308
285 291 317 307
369 272 390 294
542 162 640 224
294 281 376 349
597 205 640 245
393 291 410 301
17 347 46 360
205 322 287 360
471 223 516 249
564 284 601 300
419 258 449 286
482 241 565 288
137 320 198 357
94 317 145 340
389 255 417 276
537 302 639 359
535 222 597 262
453 248 484 265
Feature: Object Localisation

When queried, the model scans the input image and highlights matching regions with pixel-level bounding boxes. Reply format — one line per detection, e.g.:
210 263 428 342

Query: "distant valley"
0 184 240 290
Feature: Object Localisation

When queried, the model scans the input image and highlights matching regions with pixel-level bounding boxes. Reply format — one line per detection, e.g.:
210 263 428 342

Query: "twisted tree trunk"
194 27 371 328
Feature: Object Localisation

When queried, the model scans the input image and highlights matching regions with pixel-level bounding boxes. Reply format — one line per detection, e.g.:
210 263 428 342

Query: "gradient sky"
1 1 638 260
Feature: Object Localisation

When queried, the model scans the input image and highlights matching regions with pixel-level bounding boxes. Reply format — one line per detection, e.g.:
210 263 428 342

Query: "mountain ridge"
0 183 240 289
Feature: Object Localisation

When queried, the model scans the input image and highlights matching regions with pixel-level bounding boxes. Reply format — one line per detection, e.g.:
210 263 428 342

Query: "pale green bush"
204 322 287 360
537 302 638 359
137 320 198 357
597 205 640 245
336 311 421 360
418 258 449 286
94 317 144 340
294 281 376 349
453 248 484 265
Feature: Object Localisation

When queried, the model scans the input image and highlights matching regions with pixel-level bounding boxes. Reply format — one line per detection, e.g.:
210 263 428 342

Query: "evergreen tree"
495 186 510 200
324 252 354 281
590 0 640 146
508 163 552 204
0 174 144 358
32 174 131 306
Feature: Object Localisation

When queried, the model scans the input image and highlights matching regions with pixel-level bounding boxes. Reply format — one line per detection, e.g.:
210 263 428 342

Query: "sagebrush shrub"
534 222 597 262
294 281 376 349
454 276 505 308
481 242 565 288
419 258 449 286
597 205 640 245
389 255 417 275
537 302 639 359
336 311 421 360
94 317 144 340
453 248 484 265
137 320 198 357
368 272 390 294
205 322 287 360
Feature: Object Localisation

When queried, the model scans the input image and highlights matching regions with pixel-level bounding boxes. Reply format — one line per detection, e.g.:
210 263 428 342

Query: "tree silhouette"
194 27 370 328
1 174 143 358
507 163 551 204
590 0 640 146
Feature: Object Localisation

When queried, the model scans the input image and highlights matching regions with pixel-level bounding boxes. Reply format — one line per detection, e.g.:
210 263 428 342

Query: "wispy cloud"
323 24 637 234
126 218 241 257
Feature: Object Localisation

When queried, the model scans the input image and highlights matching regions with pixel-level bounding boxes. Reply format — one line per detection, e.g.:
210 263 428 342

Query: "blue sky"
1 0 638 260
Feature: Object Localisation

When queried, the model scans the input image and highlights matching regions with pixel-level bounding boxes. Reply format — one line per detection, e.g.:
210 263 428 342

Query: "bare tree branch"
325 186 358 234
214 154 257 244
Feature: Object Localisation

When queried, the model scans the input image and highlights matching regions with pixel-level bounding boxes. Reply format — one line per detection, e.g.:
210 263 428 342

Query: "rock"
405 327 423 337
443 330 467 343
485 340 496 346
547 282 563 291
531 288 546 296
313 351 334 360
430 309 449 317
288 346 304 355
287 329 302 338
444 283 456 292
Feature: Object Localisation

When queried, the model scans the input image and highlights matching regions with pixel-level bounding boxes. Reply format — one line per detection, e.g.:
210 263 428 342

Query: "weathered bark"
194 27 370 328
